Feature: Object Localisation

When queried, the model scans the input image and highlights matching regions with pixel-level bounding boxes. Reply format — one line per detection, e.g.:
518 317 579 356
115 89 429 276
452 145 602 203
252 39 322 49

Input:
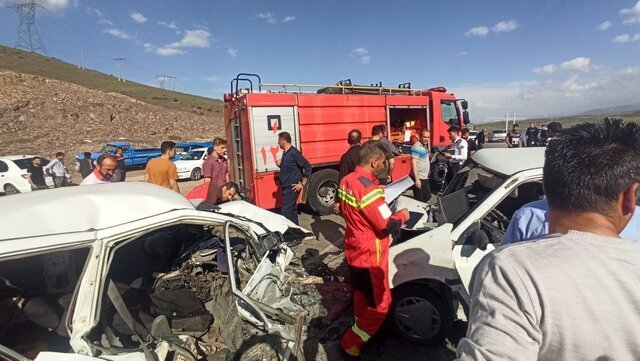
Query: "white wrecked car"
0 182 316 361
387 148 545 346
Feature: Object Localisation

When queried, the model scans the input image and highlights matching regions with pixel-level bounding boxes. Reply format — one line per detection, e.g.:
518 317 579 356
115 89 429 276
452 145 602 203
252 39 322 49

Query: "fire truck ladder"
260 79 421 95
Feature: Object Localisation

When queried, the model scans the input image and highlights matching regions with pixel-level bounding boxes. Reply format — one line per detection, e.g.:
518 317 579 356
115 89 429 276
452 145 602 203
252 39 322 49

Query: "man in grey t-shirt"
457 119 640 360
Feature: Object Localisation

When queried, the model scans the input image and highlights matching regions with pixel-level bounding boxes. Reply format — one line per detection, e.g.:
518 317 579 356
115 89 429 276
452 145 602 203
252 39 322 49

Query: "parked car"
386 147 545 346
76 142 161 168
0 155 72 195
174 147 210 180
488 129 507 142
468 130 479 142
174 142 213 160
0 183 317 361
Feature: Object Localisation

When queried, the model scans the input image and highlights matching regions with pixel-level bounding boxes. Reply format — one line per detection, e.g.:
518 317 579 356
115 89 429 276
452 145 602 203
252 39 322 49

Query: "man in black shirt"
525 122 539 147
476 128 486 149
275 131 312 225
334 129 362 214
462 128 479 156
78 152 93 179
27 157 48 190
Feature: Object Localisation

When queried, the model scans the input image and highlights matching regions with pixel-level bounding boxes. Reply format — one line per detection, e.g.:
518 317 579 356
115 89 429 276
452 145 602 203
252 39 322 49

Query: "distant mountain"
579 103 640 116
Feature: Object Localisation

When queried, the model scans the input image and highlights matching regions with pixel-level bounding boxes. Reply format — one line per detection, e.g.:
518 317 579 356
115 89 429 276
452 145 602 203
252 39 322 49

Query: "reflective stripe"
351 323 371 342
338 189 358 207
375 238 381 264
360 189 385 208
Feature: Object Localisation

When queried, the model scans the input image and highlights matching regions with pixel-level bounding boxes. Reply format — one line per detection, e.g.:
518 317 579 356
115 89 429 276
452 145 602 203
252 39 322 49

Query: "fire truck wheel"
307 169 339 216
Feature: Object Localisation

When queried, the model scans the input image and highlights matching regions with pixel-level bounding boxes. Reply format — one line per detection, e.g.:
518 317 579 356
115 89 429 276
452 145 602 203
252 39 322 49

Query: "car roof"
107 141 130 145
0 155 40 161
0 183 195 240
471 147 545 177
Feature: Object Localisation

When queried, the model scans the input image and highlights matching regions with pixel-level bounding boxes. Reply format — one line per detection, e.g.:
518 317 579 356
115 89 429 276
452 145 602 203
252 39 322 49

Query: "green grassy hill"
0 45 223 116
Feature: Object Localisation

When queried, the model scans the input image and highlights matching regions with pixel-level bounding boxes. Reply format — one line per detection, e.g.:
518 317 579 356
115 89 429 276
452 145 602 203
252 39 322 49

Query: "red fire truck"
223 74 470 215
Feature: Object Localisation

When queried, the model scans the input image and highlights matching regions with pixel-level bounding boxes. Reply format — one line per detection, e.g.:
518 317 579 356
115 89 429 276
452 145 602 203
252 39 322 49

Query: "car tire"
390 284 453 347
190 167 202 181
307 169 339 216
4 184 20 195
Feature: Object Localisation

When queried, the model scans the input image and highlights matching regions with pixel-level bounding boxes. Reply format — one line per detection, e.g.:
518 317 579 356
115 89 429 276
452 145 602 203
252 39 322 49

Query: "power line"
10 0 47 54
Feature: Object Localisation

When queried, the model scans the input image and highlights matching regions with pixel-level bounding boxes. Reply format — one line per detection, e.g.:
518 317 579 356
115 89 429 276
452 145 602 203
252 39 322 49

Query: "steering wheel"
489 208 509 224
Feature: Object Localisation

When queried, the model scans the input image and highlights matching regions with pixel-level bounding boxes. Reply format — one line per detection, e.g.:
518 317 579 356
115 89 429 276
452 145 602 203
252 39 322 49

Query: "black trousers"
413 178 432 202
281 187 299 225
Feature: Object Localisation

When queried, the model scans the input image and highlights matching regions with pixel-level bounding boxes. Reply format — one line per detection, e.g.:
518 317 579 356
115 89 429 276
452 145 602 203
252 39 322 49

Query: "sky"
1 0 640 122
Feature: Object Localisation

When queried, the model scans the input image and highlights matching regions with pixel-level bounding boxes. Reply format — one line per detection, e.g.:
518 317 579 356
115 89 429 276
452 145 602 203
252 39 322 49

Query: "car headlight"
178 167 189 172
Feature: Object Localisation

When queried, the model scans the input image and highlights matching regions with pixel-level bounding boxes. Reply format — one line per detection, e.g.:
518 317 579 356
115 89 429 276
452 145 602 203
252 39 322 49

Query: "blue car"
77 142 162 168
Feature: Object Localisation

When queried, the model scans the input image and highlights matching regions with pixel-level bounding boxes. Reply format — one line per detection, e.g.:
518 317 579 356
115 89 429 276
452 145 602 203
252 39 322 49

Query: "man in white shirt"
80 154 118 185
43 151 67 188
444 125 468 183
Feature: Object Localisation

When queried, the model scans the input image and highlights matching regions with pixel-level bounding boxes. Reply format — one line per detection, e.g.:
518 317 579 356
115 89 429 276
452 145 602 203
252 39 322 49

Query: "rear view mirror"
463 111 470 125
461 100 469 110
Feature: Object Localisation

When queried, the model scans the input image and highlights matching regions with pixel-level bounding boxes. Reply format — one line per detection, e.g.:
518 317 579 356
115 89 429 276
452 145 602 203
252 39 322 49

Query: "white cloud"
158 20 178 30
257 12 277 24
206 76 222 82
597 20 612 30
97 19 114 26
350 47 371 64
613 34 631 43
130 11 147 23
493 19 519 33
620 1 640 24
453 66 640 122
533 64 558 74
0 0 69 11
227 48 238 57
168 29 211 48
156 47 185 56
465 26 490 37
86 6 104 17
102 28 133 40
457 51 468 56
560 57 591 72
283 16 296 22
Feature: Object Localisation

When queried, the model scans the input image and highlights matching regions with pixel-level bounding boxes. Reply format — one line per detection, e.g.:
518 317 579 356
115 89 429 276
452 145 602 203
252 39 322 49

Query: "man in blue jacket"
275 132 312 225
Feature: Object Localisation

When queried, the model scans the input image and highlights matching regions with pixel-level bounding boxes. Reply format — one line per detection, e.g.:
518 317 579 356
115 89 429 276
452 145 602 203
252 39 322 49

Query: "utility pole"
10 0 47 54
78 48 84 70
113 58 126 82
156 75 176 90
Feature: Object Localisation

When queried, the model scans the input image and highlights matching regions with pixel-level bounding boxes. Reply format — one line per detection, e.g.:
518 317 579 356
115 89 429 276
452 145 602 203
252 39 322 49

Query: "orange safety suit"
337 166 408 356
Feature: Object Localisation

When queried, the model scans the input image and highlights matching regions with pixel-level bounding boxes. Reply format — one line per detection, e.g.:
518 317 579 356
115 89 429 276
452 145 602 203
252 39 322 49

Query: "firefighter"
337 141 409 357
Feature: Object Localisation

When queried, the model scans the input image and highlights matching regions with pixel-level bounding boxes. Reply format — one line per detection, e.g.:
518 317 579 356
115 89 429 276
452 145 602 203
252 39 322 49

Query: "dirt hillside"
0 70 223 164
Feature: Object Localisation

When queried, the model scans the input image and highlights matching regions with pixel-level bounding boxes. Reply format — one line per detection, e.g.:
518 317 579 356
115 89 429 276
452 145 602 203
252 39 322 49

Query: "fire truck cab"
223 74 470 215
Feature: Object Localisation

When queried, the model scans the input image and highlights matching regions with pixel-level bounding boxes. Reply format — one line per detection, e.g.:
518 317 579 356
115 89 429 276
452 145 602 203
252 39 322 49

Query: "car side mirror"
463 111 470 125
461 100 469 110
470 229 489 251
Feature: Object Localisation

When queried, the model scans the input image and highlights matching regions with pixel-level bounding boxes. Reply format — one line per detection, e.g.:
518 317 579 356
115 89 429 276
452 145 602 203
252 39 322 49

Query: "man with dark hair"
525 121 539 147
504 123 521 148
78 152 93 179
458 119 640 360
538 124 549 145
411 129 432 202
476 128 486 149
337 141 409 358
368 125 394 185
379 124 401 156
461 128 478 156
81 154 118 185
547 121 563 141
203 137 229 187
275 131 312 225
114 147 126 182
198 181 239 210
334 129 363 214
145 141 179 192
44 151 67 188
26 157 48 190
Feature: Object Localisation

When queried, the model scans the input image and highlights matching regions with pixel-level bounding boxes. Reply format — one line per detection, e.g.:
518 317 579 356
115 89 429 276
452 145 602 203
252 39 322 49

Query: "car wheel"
190 167 202 181
307 169 339 216
4 184 20 195
390 284 453 346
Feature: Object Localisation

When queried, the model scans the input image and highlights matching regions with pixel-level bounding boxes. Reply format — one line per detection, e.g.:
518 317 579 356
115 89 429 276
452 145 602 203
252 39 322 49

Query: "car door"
0 160 10 190
451 169 544 290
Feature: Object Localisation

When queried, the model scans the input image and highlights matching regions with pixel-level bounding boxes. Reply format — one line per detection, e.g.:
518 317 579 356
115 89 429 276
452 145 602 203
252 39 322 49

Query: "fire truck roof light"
428 86 447 93
223 93 233 102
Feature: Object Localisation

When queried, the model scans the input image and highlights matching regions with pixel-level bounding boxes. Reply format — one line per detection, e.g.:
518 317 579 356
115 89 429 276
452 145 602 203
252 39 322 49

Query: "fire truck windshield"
440 101 460 125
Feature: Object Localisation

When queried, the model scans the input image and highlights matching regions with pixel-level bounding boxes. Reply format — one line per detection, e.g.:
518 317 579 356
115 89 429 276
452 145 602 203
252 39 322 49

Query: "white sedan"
174 147 209 180
0 155 72 195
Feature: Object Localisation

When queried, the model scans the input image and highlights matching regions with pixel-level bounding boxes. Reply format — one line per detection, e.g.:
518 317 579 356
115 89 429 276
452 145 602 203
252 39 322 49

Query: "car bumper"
177 171 192 179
